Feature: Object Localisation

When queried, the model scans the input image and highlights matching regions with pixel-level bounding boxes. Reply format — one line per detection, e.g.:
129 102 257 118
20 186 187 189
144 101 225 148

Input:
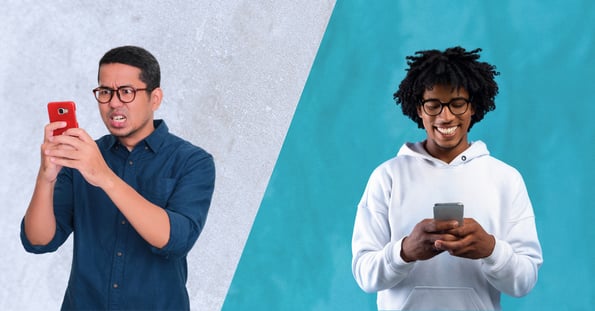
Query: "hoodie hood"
397 140 490 167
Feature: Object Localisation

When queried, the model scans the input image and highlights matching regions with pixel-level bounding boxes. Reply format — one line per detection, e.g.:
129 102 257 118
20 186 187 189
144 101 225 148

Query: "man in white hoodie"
351 46 542 310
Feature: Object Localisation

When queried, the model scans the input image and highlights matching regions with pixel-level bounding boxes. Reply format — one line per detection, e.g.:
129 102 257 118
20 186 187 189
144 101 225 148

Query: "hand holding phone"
48 101 78 136
433 202 464 226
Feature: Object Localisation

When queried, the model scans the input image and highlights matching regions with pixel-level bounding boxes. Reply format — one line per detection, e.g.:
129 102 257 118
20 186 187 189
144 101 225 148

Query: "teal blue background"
224 1 595 310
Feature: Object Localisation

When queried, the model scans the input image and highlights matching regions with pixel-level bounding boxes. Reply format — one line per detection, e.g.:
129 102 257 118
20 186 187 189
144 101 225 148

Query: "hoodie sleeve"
480 172 543 296
351 165 415 292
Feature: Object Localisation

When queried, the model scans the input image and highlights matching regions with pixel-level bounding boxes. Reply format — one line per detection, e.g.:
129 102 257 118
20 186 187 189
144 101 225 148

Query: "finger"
447 218 482 237
52 143 77 151
422 219 440 232
48 135 80 150
42 139 68 157
46 144 80 160
420 239 444 257
47 145 83 164
49 156 78 170
63 128 93 143
44 122 67 139
437 233 459 242
463 218 475 224
428 220 460 232
51 129 93 149
436 233 472 249
426 233 456 252
446 226 466 237
47 121 67 130
434 240 447 252
434 239 461 252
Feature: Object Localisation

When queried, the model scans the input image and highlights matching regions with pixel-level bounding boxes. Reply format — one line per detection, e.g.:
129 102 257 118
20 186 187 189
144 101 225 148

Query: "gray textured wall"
0 1 334 310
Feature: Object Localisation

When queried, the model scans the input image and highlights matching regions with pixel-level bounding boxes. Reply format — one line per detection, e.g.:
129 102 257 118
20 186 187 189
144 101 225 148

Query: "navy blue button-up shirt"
21 120 215 310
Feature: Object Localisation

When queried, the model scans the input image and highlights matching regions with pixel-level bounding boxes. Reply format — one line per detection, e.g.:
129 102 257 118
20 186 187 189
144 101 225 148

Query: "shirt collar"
144 119 168 152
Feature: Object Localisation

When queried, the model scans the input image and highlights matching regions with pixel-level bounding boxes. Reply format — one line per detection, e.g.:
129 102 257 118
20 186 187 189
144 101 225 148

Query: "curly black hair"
393 46 499 131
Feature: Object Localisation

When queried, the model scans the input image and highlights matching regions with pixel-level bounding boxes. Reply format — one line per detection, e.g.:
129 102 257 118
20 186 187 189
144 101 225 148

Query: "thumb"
434 240 444 250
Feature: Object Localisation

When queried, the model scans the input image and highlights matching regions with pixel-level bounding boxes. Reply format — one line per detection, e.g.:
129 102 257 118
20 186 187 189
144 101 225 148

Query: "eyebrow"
96 84 134 89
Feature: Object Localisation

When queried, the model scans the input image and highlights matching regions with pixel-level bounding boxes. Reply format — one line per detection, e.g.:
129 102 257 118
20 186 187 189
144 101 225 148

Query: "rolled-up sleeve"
151 151 215 258
20 169 75 254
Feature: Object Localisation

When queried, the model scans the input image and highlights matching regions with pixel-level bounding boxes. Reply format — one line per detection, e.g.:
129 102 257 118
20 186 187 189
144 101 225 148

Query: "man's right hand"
39 122 69 183
24 122 71 246
400 219 460 262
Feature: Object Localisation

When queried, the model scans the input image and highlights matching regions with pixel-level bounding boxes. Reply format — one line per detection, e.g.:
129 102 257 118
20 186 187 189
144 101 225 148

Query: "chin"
430 134 463 148
107 127 129 136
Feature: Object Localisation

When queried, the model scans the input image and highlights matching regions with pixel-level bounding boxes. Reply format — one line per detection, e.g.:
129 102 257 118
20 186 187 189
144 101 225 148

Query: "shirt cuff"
386 237 415 272
482 238 513 270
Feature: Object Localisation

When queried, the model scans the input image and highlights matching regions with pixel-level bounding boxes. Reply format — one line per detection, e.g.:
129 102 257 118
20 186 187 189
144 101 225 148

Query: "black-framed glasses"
92 86 150 104
420 97 470 116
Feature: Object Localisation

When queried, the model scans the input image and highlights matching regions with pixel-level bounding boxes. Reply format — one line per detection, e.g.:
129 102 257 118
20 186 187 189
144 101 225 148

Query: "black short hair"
98 46 160 91
393 46 499 130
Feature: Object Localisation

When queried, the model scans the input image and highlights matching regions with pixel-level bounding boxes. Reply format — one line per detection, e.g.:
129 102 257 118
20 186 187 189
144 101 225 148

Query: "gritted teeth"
112 115 126 121
436 126 457 135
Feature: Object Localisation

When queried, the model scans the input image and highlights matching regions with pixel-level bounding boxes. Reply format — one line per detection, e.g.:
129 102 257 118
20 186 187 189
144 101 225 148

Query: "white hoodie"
352 141 542 310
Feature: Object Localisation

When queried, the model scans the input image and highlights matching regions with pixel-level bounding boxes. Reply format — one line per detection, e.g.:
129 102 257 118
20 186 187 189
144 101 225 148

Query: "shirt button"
113 283 119 288
121 220 126 225
129 160 133 165
117 252 123 257
461 155 467 161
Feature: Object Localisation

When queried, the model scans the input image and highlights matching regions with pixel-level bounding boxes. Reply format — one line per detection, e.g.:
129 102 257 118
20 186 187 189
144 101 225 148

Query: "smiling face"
417 84 475 163
97 63 162 150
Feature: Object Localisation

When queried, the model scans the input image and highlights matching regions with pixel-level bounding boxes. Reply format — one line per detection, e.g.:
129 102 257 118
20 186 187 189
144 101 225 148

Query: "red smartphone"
48 101 79 136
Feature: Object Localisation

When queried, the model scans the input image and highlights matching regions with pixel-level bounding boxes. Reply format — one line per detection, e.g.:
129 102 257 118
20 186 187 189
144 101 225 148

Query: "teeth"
113 116 126 121
437 126 457 135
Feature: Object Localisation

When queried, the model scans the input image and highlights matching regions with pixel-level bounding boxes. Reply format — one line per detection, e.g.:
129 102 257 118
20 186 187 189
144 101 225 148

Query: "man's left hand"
46 128 113 188
433 218 495 259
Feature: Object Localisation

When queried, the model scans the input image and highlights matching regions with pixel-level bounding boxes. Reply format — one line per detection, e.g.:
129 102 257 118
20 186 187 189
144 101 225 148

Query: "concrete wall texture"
1 1 335 310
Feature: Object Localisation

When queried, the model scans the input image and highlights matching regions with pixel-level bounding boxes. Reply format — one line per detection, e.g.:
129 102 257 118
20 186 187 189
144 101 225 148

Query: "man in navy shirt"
21 46 215 310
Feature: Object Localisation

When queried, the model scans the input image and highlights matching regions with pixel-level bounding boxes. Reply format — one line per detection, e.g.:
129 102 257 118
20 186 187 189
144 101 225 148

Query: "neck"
423 140 470 163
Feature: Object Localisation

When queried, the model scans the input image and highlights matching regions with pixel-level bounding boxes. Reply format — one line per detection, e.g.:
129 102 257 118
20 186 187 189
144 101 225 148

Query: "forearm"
23 175 57 245
101 172 171 249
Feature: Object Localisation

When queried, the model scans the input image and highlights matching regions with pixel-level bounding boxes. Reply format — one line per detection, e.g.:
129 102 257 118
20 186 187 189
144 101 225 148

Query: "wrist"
99 171 119 192
37 170 57 186
484 234 496 258
400 237 415 262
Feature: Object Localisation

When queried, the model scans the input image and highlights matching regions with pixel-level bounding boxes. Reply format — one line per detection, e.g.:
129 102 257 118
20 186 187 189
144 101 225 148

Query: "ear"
150 87 163 112
417 105 423 118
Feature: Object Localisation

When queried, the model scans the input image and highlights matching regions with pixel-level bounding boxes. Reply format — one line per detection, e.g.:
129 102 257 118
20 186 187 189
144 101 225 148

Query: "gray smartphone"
433 202 464 226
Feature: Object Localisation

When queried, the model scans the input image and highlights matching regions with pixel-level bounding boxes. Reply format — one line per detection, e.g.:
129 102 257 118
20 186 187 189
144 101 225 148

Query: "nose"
437 104 456 119
107 94 125 108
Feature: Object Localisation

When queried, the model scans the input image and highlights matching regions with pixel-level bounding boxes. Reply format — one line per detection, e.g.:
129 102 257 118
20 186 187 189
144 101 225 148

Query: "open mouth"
436 126 457 136
111 115 127 122
109 114 128 128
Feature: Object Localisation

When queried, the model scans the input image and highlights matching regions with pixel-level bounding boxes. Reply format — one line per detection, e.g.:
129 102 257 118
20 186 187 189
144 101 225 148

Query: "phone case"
48 101 78 136
433 202 464 226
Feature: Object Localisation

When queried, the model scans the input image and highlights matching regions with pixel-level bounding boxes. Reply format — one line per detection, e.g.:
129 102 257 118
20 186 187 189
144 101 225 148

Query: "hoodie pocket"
400 286 488 310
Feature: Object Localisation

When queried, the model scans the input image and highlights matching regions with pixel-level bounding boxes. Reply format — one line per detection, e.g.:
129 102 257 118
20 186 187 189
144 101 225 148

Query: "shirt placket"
108 152 138 310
